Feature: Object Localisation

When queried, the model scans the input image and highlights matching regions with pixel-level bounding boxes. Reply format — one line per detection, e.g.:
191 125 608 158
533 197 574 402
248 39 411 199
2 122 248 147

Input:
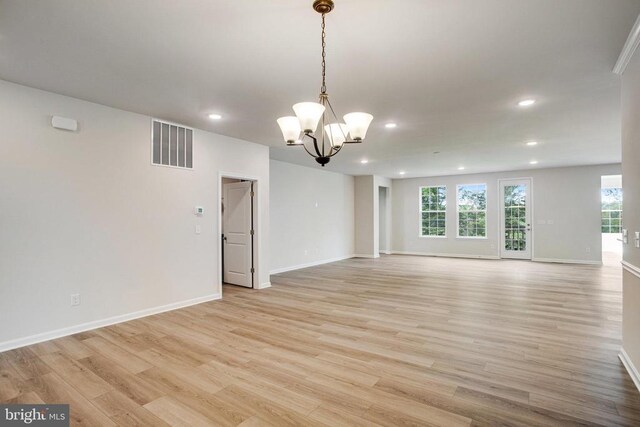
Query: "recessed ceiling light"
529 160 539 165
208 113 222 120
360 159 369 164
399 171 406 175
518 99 536 107
458 166 465 170
526 141 538 146
385 123 397 129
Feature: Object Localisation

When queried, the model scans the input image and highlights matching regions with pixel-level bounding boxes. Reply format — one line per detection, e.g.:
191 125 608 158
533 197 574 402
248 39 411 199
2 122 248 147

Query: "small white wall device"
195 206 204 216
51 116 78 132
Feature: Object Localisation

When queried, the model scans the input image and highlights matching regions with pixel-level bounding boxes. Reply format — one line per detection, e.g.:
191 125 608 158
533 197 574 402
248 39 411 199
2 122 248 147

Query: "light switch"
635 232 640 249
195 224 202 234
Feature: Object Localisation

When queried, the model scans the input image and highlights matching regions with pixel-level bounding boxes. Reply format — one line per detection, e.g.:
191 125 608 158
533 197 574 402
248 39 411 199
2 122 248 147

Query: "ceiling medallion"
276 0 373 166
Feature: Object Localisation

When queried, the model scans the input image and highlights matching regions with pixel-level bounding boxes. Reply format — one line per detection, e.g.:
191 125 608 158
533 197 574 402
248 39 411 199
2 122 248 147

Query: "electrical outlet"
71 293 80 307
586 247 591 253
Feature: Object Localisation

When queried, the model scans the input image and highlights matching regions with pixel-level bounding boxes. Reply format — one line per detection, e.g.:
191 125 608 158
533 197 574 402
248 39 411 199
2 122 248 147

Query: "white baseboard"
353 254 380 259
0 293 221 354
270 255 354 275
379 250 392 255
532 257 602 265
257 282 272 289
391 251 500 260
619 348 640 392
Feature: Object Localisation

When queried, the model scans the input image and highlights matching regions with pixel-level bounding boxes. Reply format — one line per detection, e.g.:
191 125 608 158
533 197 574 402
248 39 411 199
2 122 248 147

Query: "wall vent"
151 119 193 169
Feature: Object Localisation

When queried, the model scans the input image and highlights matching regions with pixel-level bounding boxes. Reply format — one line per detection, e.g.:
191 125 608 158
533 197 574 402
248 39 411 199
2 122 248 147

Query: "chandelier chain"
321 13 327 94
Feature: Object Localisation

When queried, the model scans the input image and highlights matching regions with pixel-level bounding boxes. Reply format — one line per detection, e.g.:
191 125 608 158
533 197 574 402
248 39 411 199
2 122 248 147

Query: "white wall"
354 175 391 257
0 80 270 349
392 164 620 263
269 160 354 273
621 38 640 384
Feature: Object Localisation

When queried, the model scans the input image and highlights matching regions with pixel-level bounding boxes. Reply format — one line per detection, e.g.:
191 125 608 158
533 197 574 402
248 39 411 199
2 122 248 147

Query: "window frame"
456 183 488 239
419 185 447 238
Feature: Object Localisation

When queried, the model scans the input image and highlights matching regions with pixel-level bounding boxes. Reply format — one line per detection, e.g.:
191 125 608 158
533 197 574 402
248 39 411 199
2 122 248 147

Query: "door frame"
218 172 261 296
498 177 534 260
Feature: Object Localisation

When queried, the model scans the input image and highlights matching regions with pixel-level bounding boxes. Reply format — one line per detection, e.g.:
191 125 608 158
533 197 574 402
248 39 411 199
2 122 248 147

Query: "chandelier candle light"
277 0 373 166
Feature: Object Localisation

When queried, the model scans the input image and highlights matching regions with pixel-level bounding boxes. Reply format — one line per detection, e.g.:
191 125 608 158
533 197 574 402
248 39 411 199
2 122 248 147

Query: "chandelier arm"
303 132 323 158
300 141 319 158
326 146 342 157
325 96 349 142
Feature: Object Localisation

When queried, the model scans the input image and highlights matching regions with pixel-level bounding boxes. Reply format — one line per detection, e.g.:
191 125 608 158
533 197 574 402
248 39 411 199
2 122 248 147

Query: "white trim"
270 255 354 275
532 257 601 265
622 260 640 279
392 251 499 260
613 14 640 75
619 348 640 392
0 293 221 354
257 282 272 289
353 254 381 259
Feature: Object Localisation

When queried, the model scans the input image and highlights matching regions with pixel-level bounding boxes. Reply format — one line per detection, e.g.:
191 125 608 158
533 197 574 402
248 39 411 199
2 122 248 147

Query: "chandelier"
276 0 373 167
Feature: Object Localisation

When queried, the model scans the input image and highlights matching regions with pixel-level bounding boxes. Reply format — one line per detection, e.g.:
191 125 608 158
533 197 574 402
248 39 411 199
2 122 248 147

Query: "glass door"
500 179 532 259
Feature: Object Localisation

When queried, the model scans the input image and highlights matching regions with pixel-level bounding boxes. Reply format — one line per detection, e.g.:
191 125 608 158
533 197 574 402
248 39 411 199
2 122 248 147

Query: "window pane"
457 184 487 237
421 186 446 236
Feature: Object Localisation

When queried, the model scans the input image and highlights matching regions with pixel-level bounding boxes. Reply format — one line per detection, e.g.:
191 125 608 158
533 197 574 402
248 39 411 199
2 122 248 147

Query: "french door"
500 179 532 259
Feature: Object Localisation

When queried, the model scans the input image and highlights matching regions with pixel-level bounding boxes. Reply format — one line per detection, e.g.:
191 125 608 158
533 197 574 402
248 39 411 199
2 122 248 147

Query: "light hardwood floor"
1 255 639 426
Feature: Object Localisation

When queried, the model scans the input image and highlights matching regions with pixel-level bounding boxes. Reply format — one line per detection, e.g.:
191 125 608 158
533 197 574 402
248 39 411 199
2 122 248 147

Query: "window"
601 188 622 233
152 119 193 169
421 186 446 236
457 184 487 237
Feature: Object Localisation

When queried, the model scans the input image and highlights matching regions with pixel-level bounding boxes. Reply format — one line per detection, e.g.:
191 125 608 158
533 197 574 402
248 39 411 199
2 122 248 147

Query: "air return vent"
151 119 193 169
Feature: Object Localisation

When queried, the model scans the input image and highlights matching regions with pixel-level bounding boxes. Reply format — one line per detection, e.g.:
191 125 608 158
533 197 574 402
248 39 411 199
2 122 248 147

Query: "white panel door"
223 181 253 287
500 179 532 260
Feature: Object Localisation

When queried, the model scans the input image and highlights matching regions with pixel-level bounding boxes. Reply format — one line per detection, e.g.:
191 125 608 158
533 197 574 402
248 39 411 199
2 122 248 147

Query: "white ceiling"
1 0 639 178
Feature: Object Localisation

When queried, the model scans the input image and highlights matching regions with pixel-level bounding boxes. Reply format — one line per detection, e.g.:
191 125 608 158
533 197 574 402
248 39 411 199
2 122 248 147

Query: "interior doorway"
601 175 623 266
379 186 390 255
221 176 255 288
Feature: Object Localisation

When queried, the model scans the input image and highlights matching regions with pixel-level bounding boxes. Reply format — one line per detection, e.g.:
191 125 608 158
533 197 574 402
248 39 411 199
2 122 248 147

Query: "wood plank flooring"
1 255 639 426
